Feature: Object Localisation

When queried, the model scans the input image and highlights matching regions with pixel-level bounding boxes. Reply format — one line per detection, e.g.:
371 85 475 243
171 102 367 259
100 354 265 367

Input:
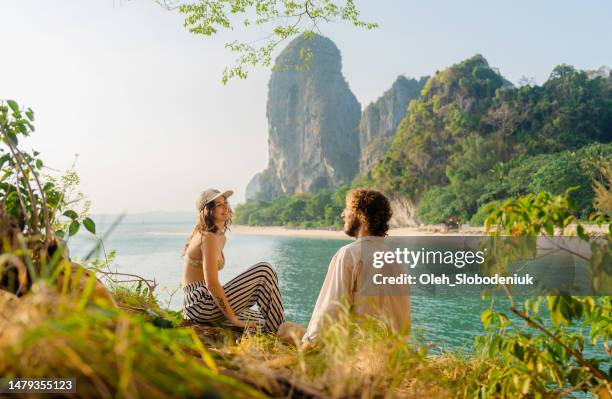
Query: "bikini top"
185 233 225 271
185 252 225 271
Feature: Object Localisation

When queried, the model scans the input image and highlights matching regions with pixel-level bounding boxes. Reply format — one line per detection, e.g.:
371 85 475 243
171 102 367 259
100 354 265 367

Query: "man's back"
303 236 411 343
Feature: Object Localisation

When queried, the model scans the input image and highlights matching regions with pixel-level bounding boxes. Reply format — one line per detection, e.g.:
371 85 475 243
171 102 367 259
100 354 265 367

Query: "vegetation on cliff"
365 55 612 224
234 186 349 228
239 54 612 227
418 142 612 225
358 75 429 173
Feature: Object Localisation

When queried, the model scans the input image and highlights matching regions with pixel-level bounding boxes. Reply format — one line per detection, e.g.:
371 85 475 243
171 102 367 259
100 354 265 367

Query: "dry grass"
0 281 265 399
208 311 493 398
0 268 499 398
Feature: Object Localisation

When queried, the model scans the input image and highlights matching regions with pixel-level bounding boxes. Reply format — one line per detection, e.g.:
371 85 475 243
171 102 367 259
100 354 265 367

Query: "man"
301 189 411 345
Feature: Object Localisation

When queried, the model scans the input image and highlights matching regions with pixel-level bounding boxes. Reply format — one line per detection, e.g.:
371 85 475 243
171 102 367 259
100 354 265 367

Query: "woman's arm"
200 233 255 328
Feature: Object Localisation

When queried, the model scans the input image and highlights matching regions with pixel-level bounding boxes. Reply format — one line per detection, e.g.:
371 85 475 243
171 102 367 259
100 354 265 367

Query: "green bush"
470 200 502 226
416 186 465 224
234 186 350 228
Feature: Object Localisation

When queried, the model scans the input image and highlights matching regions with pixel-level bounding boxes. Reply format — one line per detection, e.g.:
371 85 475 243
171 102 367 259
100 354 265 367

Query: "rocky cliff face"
389 197 419 227
245 172 261 201
358 76 427 173
252 34 361 200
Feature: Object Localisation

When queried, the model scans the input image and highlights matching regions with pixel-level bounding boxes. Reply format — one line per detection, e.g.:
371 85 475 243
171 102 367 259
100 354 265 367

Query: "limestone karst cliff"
251 34 361 200
358 76 427 173
245 172 262 202
245 34 428 221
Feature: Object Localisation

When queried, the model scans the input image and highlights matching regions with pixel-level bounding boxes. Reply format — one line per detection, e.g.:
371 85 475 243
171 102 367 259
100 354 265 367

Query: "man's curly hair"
347 189 393 236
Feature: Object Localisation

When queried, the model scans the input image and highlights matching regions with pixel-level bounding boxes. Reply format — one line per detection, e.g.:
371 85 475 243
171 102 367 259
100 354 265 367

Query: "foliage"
473 188 612 398
0 99 105 294
243 143 611 228
0 282 262 398
45 169 97 239
1 101 259 396
593 162 612 215
230 55 611 227
368 55 510 201
485 143 612 219
416 186 464 225
0 100 98 238
234 186 349 228
156 0 377 83
360 56 612 225
220 305 496 398
470 200 502 227
416 142 612 225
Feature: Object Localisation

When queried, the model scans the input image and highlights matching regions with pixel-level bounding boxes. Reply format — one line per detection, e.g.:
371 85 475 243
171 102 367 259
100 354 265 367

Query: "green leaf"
521 377 531 394
25 108 34 121
68 220 80 236
488 335 501 357
7 100 19 114
0 154 10 169
544 220 554 236
480 308 493 329
551 304 564 326
7 132 18 146
559 296 573 323
576 224 585 238
567 368 581 385
152 316 173 329
513 342 524 360
63 210 78 220
56 230 65 238
83 217 96 234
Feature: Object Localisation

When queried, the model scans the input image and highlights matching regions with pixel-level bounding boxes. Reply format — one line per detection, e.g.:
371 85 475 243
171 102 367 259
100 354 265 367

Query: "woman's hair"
182 198 232 255
347 189 393 236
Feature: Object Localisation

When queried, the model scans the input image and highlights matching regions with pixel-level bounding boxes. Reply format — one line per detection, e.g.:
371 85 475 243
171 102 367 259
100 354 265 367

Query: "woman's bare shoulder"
189 231 212 246
200 231 219 246
201 231 217 239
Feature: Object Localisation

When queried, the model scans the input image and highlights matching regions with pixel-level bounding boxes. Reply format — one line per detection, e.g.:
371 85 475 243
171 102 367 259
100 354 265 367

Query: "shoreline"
161 223 607 239
228 224 487 239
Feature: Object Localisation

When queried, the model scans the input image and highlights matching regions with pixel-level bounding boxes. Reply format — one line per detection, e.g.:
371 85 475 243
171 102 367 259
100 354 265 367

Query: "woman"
182 188 285 333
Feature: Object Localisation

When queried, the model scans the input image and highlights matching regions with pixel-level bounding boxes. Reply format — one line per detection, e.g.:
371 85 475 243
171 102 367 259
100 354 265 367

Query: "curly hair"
182 200 231 255
347 189 393 236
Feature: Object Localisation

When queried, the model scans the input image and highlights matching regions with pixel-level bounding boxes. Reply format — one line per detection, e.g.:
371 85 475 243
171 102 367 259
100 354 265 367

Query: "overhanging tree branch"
144 0 377 83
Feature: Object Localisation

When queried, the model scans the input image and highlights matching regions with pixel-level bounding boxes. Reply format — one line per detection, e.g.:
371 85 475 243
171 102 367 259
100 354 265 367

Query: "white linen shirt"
303 236 411 343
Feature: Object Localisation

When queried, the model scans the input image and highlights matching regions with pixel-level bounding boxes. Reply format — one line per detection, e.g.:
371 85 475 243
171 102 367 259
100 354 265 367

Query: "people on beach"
181 188 285 333
300 189 411 345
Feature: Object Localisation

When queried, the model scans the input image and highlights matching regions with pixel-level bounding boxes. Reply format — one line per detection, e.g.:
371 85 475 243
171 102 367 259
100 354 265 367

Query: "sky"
1 0 611 214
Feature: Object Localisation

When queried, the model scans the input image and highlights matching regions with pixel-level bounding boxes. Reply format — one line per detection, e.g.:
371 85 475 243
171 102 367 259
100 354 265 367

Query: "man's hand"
300 341 313 352
277 321 306 345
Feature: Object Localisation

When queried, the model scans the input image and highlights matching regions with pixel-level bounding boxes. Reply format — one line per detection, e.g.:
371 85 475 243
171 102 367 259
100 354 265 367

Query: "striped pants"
182 262 285 333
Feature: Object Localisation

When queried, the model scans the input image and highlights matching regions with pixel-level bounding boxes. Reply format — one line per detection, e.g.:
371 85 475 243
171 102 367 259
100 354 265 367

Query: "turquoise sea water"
68 218 609 358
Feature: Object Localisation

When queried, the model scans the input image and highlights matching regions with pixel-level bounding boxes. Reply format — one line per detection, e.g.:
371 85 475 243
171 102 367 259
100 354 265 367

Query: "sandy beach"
228 224 487 239
165 223 607 239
